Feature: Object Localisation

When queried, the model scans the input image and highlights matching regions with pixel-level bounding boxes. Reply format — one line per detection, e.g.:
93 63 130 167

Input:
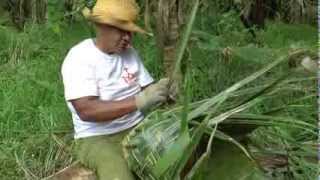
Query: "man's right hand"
135 78 170 112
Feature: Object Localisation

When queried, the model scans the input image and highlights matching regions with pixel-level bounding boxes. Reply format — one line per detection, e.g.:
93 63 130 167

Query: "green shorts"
74 129 135 180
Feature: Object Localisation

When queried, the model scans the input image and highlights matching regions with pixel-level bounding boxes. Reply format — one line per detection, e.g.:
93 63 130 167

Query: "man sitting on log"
61 0 170 179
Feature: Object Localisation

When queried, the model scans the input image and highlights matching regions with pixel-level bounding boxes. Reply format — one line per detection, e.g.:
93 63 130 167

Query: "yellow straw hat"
82 0 147 34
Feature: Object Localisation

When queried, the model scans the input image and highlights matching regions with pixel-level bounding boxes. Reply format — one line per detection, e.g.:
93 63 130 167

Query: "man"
61 0 169 179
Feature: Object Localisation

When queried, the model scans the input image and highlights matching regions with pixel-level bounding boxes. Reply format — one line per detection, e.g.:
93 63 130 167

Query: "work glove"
135 78 170 112
301 56 317 73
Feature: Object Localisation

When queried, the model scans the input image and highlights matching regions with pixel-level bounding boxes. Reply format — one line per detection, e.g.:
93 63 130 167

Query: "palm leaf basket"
122 50 316 180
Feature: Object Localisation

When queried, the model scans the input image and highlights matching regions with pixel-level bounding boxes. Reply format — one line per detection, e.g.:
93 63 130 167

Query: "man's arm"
70 78 170 123
71 96 137 123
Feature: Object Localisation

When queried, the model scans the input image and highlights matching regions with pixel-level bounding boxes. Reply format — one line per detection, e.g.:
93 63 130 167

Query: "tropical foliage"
0 0 317 179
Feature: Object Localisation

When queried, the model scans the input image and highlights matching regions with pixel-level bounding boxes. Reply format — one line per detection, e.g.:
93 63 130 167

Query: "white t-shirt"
61 39 154 139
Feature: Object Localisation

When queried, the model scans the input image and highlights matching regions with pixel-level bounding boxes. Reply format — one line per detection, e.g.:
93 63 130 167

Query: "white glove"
135 78 169 112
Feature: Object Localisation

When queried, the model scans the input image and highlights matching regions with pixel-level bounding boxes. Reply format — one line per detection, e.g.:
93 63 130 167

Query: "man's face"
98 24 133 54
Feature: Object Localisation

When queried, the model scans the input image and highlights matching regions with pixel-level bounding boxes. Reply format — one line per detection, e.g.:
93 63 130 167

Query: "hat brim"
83 8 149 35
106 19 148 34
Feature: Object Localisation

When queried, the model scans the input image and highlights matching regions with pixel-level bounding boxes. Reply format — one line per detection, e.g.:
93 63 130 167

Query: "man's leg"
75 130 135 180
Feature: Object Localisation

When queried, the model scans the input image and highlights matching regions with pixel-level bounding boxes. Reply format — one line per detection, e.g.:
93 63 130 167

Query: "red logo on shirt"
122 67 137 84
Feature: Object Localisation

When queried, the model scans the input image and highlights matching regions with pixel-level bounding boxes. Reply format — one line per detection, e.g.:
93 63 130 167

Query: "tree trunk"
143 0 152 31
6 0 47 29
240 0 266 30
271 0 317 25
35 0 47 24
156 0 184 76
64 0 75 23
287 0 317 24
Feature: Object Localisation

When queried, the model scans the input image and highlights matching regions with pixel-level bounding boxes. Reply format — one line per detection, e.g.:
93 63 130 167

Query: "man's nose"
122 32 132 41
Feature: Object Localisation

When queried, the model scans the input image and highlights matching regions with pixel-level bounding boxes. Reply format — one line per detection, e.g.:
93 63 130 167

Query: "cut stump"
45 162 96 180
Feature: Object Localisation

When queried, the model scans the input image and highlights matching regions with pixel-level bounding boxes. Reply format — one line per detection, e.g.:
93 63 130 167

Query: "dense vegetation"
0 0 317 179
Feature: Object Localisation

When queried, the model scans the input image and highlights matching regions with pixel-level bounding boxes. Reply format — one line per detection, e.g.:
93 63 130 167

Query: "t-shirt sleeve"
133 50 154 87
61 52 98 101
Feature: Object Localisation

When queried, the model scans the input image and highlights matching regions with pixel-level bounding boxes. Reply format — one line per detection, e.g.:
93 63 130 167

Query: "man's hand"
135 78 170 112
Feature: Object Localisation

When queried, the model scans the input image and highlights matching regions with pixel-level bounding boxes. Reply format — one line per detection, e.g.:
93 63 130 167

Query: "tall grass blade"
209 97 265 126
151 0 200 178
227 114 316 133
181 73 191 133
188 55 288 120
171 0 200 80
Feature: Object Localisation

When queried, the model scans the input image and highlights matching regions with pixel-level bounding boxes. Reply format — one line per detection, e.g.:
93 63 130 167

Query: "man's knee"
75 137 134 180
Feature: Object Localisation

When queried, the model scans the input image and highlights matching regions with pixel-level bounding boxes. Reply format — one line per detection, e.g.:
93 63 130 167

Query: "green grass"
0 22 90 179
0 12 317 180
0 20 164 179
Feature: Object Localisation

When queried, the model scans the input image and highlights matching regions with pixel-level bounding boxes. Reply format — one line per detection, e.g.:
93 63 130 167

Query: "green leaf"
171 0 200 79
152 131 190 178
202 141 268 180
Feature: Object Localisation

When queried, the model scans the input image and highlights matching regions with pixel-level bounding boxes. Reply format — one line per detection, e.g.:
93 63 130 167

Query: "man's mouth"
120 42 131 49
